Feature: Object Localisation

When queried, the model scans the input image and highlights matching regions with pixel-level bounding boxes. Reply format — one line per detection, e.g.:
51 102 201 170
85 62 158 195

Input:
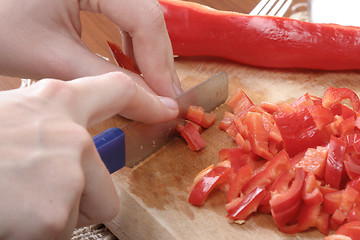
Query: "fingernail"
173 82 183 96
158 96 179 111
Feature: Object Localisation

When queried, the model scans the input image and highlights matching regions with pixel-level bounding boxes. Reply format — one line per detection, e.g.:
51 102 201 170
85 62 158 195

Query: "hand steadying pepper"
0 0 182 97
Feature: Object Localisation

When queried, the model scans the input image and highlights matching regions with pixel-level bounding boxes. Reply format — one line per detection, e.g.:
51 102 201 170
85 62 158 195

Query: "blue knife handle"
93 127 125 174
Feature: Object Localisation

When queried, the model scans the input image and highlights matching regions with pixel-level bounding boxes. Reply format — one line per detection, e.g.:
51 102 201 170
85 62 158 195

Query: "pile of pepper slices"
184 87 360 239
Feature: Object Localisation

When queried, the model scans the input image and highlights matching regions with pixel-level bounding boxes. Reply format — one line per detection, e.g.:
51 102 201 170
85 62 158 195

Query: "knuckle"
34 78 76 104
104 200 120 221
105 71 138 103
67 123 93 150
146 3 166 30
37 204 70 237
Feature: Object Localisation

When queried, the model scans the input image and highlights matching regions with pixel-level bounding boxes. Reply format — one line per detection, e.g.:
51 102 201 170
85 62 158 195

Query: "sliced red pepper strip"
189 166 231 206
219 148 258 174
335 221 360 240
316 211 330 236
292 93 315 108
160 0 360 70
270 168 305 226
186 105 216 128
306 104 335 141
342 104 357 120
186 105 204 126
348 205 360 222
347 175 360 191
302 172 323 205
322 87 360 112
274 108 325 157
242 150 291 195
295 146 328 179
324 235 352 240
344 133 360 155
186 105 217 129
107 41 140 74
344 154 360 180
278 203 322 234
226 164 253 203
226 186 266 221
245 111 273 160
323 190 343 215
332 209 347 226
219 111 234 131
325 136 346 189
225 89 253 115
179 122 206 151
339 116 356 136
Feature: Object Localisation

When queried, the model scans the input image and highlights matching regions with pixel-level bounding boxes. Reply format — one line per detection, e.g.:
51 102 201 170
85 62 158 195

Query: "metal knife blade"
93 72 229 173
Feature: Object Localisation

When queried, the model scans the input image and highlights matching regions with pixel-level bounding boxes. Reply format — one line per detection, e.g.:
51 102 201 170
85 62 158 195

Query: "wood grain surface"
106 59 360 240
1 0 359 239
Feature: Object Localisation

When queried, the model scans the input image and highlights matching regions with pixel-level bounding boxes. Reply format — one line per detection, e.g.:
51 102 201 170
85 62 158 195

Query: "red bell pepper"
322 87 360 112
302 172 323 205
159 0 360 70
323 186 360 220
339 116 356 137
344 154 360 180
325 136 346 189
335 221 360 240
226 186 266 221
219 111 234 131
270 168 305 227
294 146 328 179
189 166 231 206
186 105 216 129
347 176 360 191
188 86 360 237
342 104 357 120
274 108 325 157
242 150 291 195
218 148 257 173
348 205 360 222
323 190 343 215
225 89 253 115
179 122 206 151
106 41 139 74
344 133 360 155
245 111 273 160
226 163 253 203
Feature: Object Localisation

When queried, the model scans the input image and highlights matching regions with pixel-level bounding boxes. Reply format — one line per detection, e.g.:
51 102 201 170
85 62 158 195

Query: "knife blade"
93 72 229 173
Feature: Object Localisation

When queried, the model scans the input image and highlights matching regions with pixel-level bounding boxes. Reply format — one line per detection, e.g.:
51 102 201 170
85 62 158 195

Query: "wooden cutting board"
104 56 360 240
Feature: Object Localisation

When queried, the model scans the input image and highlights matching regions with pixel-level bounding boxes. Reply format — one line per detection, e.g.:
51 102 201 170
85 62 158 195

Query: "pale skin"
0 0 180 239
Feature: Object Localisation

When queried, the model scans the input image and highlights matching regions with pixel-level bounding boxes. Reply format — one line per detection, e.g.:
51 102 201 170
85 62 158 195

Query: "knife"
93 72 229 173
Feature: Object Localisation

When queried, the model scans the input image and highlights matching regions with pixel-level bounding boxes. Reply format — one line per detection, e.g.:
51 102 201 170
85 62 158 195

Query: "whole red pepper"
159 0 360 70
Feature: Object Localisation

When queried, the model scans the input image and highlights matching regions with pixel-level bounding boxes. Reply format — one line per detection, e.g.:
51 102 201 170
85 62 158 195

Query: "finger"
70 71 179 127
31 72 179 127
81 0 183 97
120 31 136 65
77 142 120 227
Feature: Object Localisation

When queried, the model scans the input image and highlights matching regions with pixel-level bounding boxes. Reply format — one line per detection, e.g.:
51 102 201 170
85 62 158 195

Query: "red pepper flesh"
179 122 206 151
274 108 325 157
189 166 231 206
160 0 360 70
325 136 346 189
226 186 266 221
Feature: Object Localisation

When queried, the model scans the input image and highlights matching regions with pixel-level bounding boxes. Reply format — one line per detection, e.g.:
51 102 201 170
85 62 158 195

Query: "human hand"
0 72 178 239
0 0 181 97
